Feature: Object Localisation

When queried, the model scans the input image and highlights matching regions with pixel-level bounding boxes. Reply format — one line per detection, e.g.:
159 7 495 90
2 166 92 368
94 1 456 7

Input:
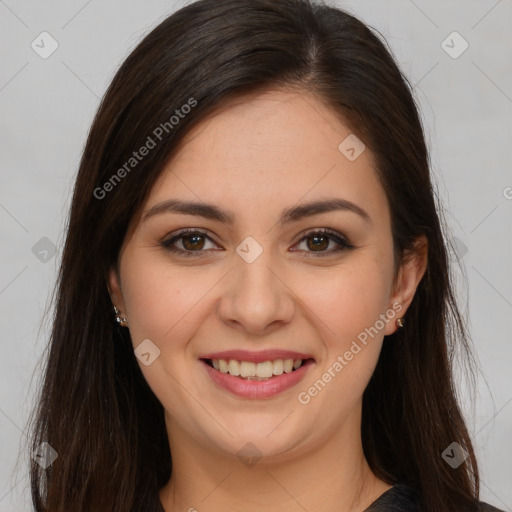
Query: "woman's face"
110 88 426 462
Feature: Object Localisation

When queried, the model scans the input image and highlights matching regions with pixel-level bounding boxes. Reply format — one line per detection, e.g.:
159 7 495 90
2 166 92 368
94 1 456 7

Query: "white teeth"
228 359 240 376
240 361 256 377
211 358 305 377
272 359 284 375
283 359 294 373
256 361 273 378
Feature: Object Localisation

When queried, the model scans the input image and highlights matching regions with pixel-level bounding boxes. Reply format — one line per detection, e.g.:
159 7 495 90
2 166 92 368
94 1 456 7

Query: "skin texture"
109 88 428 512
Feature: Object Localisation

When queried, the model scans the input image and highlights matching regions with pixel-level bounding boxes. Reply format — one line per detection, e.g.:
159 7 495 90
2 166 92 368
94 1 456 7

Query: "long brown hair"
27 0 481 510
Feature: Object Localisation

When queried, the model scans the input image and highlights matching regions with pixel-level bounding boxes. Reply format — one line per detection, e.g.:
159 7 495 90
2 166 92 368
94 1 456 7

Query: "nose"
216 242 295 335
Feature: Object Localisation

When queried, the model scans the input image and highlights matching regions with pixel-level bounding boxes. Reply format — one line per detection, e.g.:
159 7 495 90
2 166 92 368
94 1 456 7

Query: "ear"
108 265 126 313
384 234 428 336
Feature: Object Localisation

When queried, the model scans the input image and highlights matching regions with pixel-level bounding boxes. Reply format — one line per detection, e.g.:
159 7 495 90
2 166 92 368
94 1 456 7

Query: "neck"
158 409 392 512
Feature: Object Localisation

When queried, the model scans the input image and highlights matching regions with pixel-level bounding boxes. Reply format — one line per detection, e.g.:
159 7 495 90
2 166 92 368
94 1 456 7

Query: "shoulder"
365 484 507 512
365 484 419 511
478 502 506 512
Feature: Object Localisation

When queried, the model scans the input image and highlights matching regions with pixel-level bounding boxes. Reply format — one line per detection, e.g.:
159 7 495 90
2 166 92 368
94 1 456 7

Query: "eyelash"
160 228 354 258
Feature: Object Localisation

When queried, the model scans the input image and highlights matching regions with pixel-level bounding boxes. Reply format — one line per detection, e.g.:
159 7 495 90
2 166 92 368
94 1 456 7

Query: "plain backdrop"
1 1 511 510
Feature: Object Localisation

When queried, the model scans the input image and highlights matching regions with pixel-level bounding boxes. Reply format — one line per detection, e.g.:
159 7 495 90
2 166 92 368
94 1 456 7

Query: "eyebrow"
142 198 372 226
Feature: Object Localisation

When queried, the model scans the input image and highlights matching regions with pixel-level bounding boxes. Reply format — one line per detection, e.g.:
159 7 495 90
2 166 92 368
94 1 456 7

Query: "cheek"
303 260 391 348
119 252 213 346
120 259 217 400
294 264 390 415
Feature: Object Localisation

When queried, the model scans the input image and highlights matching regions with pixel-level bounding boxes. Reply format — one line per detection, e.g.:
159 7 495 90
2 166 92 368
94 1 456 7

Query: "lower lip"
201 359 314 399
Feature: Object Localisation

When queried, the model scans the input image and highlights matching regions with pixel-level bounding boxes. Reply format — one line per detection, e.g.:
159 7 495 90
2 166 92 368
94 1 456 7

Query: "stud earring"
396 317 405 328
113 305 128 327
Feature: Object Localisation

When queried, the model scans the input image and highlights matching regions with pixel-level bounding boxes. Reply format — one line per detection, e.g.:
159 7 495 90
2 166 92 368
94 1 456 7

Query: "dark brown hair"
27 0 481 510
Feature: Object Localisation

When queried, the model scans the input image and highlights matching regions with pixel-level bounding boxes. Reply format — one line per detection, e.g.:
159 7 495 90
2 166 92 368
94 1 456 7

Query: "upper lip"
199 350 315 364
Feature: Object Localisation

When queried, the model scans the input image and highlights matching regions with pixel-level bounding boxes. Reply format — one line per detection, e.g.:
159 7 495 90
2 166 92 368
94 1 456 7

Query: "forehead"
145 88 389 226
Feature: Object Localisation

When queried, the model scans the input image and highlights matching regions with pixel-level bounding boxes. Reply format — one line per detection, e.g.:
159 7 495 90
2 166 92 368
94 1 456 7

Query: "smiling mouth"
201 358 313 381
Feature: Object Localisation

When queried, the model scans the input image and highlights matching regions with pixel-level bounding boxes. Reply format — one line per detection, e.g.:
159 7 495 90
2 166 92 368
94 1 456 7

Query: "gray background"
1 0 511 510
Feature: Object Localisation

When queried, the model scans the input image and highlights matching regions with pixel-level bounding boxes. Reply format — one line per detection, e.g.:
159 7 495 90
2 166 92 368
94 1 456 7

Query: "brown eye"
161 229 218 257
306 233 330 251
293 229 353 257
161 228 353 258
182 233 206 250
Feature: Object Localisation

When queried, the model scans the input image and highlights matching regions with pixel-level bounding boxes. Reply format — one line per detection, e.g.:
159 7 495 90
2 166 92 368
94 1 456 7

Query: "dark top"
364 484 505 512
154 483 506 511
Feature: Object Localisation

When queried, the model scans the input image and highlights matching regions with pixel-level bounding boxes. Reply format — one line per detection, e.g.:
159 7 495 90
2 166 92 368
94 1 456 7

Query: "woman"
27 0 505 511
